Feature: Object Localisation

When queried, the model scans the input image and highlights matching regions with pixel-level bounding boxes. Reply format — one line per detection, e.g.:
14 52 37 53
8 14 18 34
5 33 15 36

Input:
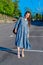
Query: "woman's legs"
17 47 25 58
22 48 24 57
17 47 20 58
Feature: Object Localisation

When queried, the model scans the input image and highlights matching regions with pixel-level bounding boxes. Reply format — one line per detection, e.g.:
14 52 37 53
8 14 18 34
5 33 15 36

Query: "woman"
14 11 31 58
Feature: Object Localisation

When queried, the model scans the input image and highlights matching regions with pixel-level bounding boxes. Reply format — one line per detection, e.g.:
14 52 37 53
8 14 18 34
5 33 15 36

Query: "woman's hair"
24 11 31 27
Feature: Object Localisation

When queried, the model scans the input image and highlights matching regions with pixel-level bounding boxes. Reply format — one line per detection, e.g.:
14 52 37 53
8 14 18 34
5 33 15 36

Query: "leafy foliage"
0 0 21 17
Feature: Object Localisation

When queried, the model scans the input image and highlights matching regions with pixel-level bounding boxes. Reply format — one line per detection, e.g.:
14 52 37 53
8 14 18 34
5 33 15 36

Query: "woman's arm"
14 17 21 30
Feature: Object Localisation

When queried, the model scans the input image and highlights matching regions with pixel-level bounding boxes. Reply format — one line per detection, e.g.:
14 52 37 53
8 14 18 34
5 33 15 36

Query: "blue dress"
14 17 31 49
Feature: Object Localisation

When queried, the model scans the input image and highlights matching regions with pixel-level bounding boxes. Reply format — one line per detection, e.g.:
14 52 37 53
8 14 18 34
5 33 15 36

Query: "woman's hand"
27 34 29 38
15 29 17 33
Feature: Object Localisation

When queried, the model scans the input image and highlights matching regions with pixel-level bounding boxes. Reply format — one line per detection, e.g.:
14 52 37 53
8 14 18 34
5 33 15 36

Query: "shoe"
22 52 25 57
18 54 20 58
22 54 24 57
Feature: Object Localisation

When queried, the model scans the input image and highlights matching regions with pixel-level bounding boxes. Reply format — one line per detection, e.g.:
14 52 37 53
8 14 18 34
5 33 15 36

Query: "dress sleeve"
27 26 29 38
14 17 21 30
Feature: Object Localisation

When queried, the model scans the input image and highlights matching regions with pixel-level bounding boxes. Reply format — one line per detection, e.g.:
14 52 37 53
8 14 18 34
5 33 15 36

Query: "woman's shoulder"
19 17 24 20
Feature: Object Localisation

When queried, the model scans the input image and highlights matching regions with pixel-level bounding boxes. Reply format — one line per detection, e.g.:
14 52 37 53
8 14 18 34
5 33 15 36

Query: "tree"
42 14 43 21
13 0 22 17
35 13 42 20
0 0 21 17
0 0 14 16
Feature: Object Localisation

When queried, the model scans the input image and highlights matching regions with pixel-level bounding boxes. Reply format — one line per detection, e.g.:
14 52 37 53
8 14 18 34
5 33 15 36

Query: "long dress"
14 17 31 49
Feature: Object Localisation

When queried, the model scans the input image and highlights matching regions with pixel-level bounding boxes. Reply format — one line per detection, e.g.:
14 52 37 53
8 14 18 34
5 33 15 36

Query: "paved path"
0 23 43 65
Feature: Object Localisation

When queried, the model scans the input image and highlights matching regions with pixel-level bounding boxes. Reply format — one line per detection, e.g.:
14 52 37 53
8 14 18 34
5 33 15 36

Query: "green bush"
0 0 21 17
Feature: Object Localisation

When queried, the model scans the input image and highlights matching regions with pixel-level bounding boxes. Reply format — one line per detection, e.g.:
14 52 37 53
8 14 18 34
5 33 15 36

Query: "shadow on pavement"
0 47 17 55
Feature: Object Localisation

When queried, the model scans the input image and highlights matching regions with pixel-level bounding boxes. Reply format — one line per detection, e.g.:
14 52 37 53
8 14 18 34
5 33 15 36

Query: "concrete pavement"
0 23 43 65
